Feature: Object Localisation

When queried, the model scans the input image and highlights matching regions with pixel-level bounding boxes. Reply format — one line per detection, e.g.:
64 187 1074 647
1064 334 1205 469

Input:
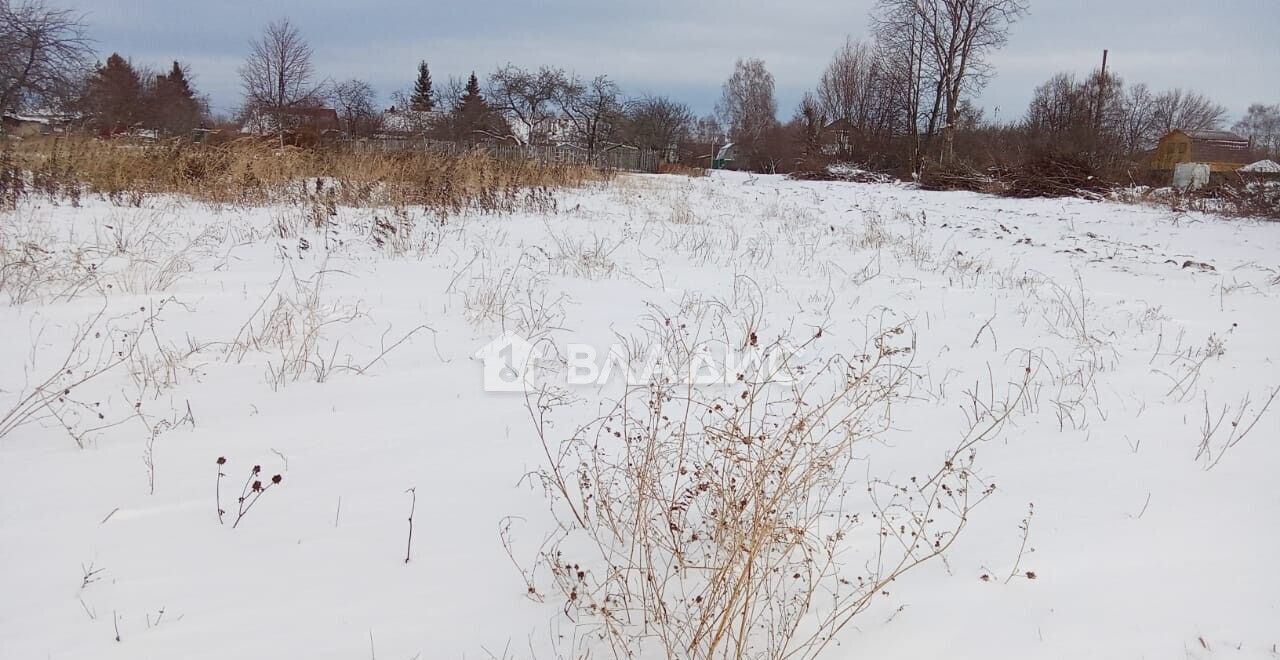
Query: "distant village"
4 8 1278 186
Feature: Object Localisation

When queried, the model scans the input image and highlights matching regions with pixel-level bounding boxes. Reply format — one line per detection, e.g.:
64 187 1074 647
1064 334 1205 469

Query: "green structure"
712 143 735 169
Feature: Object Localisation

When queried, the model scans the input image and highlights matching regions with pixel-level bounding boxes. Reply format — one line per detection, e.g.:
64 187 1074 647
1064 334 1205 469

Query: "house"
379 108 444 137
2 113 48 137
2 110 75 137
820 118 853 156
1152 129 1252 172
241 106 342 142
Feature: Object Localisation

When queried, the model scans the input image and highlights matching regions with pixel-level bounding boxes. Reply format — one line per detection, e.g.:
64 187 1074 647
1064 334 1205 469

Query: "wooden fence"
343 139 659 173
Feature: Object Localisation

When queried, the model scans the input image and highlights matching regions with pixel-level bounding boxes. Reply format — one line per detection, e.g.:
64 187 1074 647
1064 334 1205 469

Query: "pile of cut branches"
1001 154 1111 199
789 164 896 184
917 161 997 193
1202 178 1280 219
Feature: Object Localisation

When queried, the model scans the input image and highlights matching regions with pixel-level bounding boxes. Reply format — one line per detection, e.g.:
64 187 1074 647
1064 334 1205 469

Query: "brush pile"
789 163 897 184
917 162 997 193
1001 153 1110 199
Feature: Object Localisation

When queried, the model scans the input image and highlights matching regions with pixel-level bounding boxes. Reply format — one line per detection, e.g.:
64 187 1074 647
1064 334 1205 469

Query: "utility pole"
1095 49 1108 137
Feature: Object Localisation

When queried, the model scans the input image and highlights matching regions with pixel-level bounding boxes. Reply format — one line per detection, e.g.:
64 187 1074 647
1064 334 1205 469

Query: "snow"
1240 159 1280 173
2 171 1279 659
6 114 51 125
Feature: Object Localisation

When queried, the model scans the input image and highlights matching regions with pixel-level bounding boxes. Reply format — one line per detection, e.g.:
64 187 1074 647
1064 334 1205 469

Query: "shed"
1152 129 1251 172
820 117 855 156
712 143 735 169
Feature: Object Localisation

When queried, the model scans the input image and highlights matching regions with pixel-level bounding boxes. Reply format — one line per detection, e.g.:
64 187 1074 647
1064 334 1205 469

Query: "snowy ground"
2 171 1278 659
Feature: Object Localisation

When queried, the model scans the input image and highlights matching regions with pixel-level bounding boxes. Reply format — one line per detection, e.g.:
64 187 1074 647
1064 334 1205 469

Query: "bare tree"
1115 83 1159 157
1023 70 1121 153
556 74 622 156
238 18 323 145
486 64 565 144
0 0 91 115
817 38 889 157
691 113 725 144
1234 103 1280 157
1024 72 1086 138
436 74 466 113
795 92 825 160
622 95 693 154
1022 67 1181 164
331 78 380 138
1151 88 1227 134
716 57 778 167
874 0 1027 164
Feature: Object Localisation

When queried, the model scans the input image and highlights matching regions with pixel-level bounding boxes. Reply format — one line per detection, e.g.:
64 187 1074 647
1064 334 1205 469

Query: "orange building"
1152 129 1252 172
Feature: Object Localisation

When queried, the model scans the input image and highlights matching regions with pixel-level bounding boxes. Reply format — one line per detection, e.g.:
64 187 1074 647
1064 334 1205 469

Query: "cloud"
63 0 1279 120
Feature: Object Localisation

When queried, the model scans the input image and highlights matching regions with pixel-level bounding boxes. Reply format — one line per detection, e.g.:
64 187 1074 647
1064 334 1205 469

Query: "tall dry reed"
8 137 606 212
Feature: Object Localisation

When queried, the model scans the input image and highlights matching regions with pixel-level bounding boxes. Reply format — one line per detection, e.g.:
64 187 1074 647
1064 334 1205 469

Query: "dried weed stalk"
515 306 1031 659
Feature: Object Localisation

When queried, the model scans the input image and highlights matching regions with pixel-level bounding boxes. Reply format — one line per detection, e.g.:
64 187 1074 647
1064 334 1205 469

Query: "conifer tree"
451 72 503 143
83 53 145 133
164 61 194 98
410 61 434 111
150 61 204 136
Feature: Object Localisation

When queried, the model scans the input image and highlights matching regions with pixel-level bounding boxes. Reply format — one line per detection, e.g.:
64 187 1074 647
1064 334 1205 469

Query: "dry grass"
7 137 606 211
658 162 709 177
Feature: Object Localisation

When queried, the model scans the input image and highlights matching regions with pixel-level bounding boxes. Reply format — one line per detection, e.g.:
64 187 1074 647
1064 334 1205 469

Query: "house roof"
3 109 77 123
823 117 853 132
1181 129 1248 143
3 113 49 125
382 109 444 133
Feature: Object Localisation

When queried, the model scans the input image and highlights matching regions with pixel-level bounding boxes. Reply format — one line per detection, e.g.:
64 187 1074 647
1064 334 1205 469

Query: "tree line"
233 17 708 156
714 0 1278 174
4 0 1277 173
2 0 206 136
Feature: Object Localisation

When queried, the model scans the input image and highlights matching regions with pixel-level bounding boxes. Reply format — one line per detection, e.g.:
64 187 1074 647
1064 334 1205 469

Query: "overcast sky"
61 0 1279 123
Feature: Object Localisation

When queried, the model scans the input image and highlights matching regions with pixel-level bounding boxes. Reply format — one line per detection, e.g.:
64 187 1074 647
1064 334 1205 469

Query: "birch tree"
874 0 1027 164
716 57 778 164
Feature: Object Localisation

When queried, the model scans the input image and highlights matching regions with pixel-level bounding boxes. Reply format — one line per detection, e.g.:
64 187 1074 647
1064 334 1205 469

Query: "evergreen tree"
451 72 503 143
163 61 194 99
83 53 145 133
410 61 434 111
461 73 482 104
149 61 204 136
456 73 486 116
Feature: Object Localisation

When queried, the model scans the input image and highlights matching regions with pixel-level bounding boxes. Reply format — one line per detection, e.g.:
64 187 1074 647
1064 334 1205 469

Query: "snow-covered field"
2 171 1278 659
